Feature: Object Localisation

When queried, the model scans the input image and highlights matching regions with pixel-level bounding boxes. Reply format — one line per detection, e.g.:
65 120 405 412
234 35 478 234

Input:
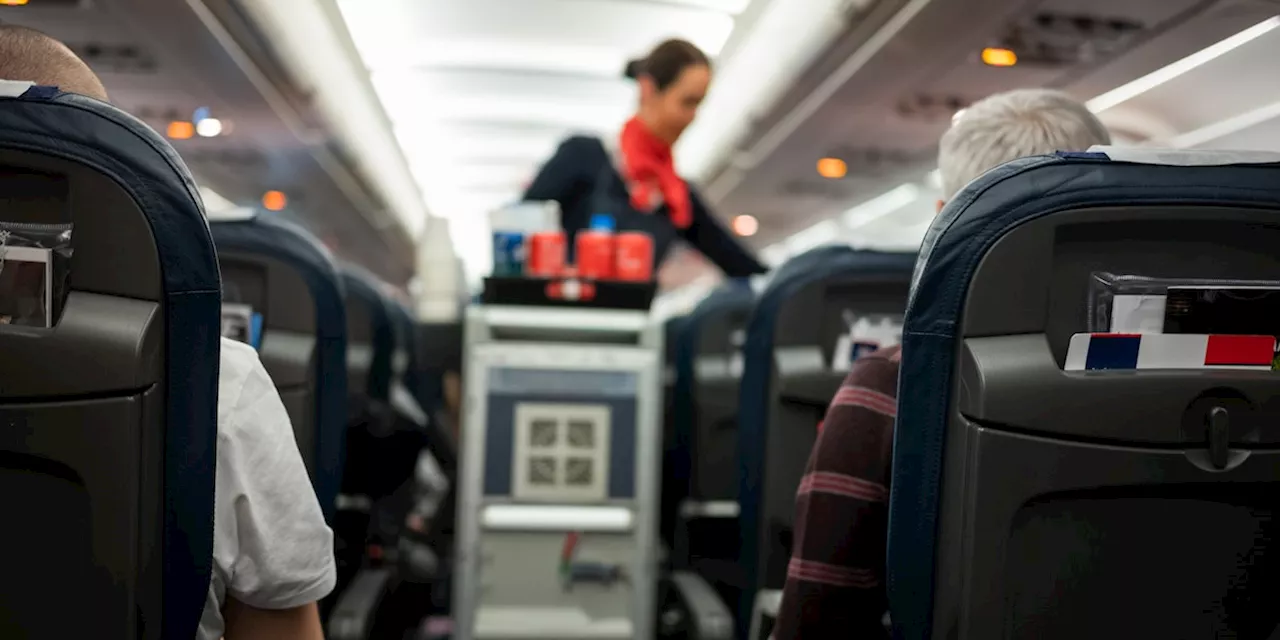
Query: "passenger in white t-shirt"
0 26 335 640
198 339 336 640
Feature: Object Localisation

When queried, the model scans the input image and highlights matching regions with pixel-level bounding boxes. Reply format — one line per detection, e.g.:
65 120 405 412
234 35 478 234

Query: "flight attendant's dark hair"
624 39 710 91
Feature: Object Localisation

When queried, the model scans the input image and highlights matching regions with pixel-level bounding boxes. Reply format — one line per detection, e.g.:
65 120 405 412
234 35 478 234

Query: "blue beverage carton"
492 230 526 277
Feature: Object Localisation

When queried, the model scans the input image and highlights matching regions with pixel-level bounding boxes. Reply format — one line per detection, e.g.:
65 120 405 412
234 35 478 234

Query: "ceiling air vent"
68 42 157 74
824 146 933 172
993 11 1145 66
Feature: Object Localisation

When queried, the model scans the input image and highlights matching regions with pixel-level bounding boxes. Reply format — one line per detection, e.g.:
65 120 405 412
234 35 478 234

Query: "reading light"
196 118 223 138
817 157 847 179
732 214 759 236
262 190 287 211
167 121 195 140
981 47 1018 67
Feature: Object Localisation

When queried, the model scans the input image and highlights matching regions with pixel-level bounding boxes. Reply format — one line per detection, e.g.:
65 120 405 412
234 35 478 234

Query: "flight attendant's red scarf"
618 116 692 229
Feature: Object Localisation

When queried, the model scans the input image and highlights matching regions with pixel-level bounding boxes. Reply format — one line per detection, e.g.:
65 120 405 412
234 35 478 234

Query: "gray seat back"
211 214 349 522
686 285 754 501
0 87 220 639
735 247 915 631
755 256 913 587
890 150 1280 639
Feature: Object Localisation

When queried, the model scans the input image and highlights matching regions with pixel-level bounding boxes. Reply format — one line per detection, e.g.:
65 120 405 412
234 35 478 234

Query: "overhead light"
980 47 1018 67
1087 16 1280 113
760 244 789 267
842 183 922 229
816 157 847 179
785 219 841 254
732 214 759 236
262 190 287 211
375 84 631 130
410 162 534 191
394 126 562 165
199 186 236 213
662 0 752 13
167 121 195 140
1165 98 1280 149
196 117 223 138
369 39 628 77
0 0 30 5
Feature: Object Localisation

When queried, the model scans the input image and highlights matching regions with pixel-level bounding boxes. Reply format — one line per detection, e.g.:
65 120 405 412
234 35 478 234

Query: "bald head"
0 25 108 101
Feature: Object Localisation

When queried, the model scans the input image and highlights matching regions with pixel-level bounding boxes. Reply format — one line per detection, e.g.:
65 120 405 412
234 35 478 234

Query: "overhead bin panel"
712 0 1278 249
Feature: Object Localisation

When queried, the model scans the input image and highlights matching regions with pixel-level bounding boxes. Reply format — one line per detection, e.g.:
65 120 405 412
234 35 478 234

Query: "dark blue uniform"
523 135 767 277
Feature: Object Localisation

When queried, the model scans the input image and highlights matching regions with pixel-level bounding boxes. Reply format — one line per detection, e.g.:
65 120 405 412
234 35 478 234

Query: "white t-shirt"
196 338 337 640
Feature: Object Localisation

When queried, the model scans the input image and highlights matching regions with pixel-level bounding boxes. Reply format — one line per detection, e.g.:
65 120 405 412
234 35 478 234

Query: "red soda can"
614 231 654 281
575 229 615 280
527 230 566 277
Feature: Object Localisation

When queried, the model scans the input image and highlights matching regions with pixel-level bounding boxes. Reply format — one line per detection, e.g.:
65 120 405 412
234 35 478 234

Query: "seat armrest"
327 568 393 640
670 571 734 639
747 589 782 640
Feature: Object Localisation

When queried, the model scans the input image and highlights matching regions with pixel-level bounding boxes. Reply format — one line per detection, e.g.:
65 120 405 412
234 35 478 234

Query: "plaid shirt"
771 345 901 640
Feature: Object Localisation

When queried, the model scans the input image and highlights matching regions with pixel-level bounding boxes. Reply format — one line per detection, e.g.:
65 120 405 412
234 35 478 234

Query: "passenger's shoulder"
843 346 902 393
219 337 261 386
217 338 266 429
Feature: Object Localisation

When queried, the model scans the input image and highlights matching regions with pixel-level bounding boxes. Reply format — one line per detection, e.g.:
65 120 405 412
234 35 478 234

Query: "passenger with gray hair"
769 88 1110 640
937 88 1112 204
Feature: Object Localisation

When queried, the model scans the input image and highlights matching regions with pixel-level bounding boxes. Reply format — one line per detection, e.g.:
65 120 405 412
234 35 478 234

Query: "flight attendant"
523 39 767 278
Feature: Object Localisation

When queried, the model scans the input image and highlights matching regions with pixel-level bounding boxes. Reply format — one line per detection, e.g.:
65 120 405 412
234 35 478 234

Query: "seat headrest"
211 213 346 339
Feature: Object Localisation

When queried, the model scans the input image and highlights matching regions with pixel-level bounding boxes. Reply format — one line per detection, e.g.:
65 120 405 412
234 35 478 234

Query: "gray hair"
938 88 1110 199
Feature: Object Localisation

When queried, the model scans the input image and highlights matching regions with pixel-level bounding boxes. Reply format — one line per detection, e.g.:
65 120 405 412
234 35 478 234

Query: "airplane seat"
0 86 219 639
390 299 458 472
889 149 1280 640
659 313 690 557
398 303 447 440
209 213 349 524
736 246 916 637
418 319 463 436
670 281 754 574
330 267 400 638
370 299 459 638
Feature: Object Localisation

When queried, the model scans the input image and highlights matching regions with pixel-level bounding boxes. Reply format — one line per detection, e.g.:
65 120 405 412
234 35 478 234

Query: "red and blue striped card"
1065 333 1276 371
